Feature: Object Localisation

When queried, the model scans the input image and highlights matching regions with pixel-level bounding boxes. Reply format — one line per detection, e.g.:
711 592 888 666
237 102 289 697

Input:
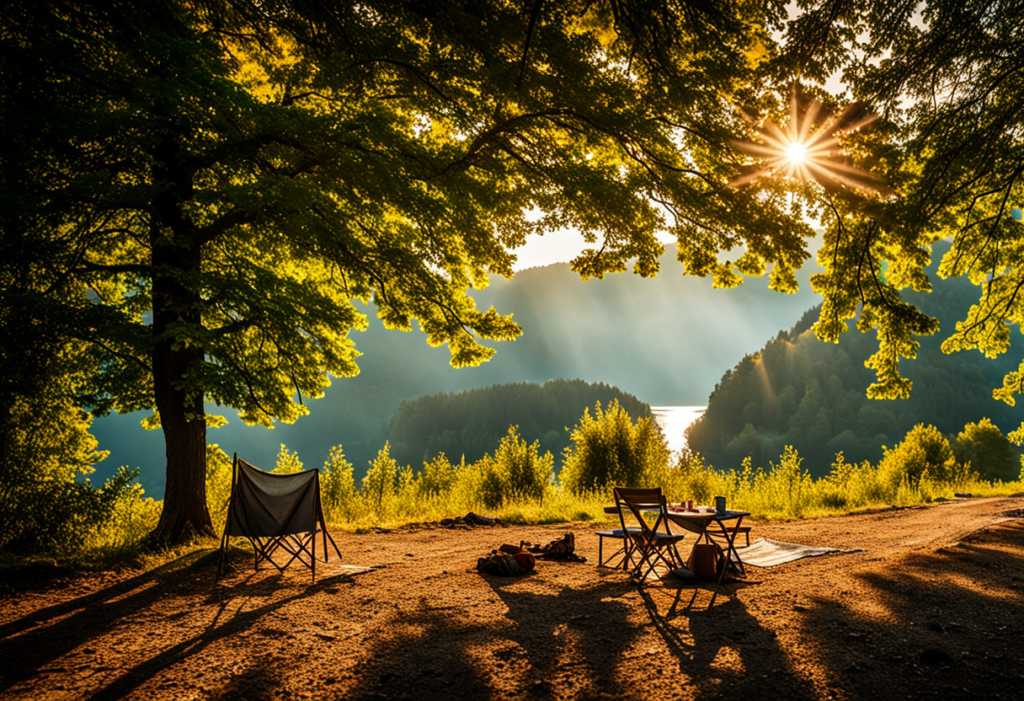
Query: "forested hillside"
686 243 1024 476
90 245 819 495
386 379 650 469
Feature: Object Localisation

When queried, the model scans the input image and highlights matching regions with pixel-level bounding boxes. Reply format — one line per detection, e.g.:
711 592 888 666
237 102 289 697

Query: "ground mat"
738 537 861 567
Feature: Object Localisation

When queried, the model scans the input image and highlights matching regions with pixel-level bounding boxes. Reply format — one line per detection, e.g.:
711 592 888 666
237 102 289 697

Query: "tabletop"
603 505 750 520
666 508 750 521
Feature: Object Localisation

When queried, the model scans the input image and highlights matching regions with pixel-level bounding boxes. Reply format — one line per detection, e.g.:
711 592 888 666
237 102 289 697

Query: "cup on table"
686 499 694 511
714 496 726 514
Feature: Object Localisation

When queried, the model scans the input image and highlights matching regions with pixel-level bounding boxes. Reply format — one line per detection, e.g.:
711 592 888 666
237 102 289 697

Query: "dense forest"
687 243 1024 477
385 379 650 469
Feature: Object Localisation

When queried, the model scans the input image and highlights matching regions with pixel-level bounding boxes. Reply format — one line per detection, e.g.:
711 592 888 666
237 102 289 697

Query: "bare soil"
1 495 1023 700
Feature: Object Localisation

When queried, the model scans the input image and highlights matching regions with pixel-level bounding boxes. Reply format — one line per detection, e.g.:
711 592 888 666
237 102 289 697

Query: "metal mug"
714 496 726 514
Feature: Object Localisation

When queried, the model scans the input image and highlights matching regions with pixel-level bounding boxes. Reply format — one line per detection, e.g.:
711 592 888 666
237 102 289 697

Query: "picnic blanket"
737 537 861 567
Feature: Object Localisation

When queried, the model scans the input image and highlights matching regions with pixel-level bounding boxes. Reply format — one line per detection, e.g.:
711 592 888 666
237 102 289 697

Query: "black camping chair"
217 454 342 581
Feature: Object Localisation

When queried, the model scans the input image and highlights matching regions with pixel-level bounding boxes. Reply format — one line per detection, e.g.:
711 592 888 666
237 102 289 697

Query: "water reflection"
651 406 705 455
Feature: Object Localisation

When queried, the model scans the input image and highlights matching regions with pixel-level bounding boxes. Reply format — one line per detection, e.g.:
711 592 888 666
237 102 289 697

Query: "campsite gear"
217 455 341 581
686 543 721 578
737 538 863 568
477 551 527 576
715 496 726 514
514 552 536 572
528 532 588 562
614 487 686 582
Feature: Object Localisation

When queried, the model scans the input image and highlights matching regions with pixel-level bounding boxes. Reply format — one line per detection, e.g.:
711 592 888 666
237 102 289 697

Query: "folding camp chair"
217 455 342 581
613 487 686 582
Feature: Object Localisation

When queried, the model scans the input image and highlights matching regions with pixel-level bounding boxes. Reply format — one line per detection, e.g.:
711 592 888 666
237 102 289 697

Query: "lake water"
651 405 706 455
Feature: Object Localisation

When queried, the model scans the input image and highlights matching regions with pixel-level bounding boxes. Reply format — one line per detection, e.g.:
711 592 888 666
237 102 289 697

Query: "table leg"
707 515 746 575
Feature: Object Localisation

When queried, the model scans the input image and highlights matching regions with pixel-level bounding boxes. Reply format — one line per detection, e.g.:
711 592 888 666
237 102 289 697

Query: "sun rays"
730 95 890 195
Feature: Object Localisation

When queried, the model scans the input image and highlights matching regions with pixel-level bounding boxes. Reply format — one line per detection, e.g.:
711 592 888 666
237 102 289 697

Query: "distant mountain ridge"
686 241 1024 476
90 245 822 496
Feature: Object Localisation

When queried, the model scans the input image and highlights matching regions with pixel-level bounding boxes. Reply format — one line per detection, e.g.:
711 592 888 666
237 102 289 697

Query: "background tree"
4 0 818 544
560 400 670 492
877 423 958 490
952 418 1018 482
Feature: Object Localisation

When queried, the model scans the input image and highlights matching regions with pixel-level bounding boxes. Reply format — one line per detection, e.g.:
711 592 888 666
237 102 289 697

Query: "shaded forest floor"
1 495 1022 700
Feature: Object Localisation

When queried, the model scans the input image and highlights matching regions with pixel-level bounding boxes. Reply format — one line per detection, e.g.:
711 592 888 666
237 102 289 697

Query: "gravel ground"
1 495 1022 700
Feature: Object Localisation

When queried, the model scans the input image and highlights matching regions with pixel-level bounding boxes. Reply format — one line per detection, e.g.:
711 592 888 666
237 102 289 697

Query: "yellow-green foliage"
0 395 118 553
273 444 304 474
560 400 670 492
320 412 1022 531
84 480 160 555
878 424 960 490
476 426 553 508
37 414 1024 561
952 418 1017 482
416 452 460 498
320 445 360 523
362 443 400 518
205 444 234 535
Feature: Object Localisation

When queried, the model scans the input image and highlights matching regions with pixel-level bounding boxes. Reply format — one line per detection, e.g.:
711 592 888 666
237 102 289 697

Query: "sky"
510 227 591 271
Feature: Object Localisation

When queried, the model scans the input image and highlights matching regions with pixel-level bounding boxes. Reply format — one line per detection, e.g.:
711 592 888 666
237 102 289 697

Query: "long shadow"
637 575 820 700
332 586 527 699
0 551 361 698
484 566 639 697
793 521 1024 700
0 550 222 691
88 567 372 701
0 550 211 642
333 563 638 700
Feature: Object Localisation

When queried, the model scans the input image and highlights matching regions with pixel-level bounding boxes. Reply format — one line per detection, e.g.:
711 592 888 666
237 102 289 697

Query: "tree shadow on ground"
792 521 1024 700
335 562 642 699
0 549 366 699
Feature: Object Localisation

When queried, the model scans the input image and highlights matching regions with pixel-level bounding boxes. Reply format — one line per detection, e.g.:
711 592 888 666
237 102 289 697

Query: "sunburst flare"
729 95 890 195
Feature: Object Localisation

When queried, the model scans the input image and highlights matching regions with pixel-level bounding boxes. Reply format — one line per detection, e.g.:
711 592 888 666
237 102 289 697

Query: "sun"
729 94 889 195
785 141 807 167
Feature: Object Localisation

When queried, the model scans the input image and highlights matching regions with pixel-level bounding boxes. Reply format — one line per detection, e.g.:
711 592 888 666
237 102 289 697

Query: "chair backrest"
225 458 324 538
613 487 671 540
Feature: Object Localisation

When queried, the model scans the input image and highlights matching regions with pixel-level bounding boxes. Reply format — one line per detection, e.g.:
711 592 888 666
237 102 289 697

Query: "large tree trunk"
151 340 212 545
149 146 214 546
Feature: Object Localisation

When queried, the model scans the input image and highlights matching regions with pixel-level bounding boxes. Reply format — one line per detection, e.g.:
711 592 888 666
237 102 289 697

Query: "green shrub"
205 444 234 535
362 443 400 518
415 452 459 498
560 400 669 492
273 444 304 474
952 418 1016 482
320 445 360 523
473 427 553 508
878 424 958 491
86 474 161 554
0 395 137 554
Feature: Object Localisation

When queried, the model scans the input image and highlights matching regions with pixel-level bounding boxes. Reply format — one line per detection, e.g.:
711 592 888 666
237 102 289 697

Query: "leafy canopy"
3 0 816 437
774 2 1024 431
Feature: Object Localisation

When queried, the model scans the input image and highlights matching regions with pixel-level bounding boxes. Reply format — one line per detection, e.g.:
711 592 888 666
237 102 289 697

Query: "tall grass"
14 411 1023 567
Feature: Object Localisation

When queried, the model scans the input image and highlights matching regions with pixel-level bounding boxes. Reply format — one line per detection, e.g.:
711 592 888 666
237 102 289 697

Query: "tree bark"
149 144 214 545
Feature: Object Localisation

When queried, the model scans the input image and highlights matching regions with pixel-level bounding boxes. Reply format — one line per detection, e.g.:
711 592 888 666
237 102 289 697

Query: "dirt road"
1 495 1022 700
